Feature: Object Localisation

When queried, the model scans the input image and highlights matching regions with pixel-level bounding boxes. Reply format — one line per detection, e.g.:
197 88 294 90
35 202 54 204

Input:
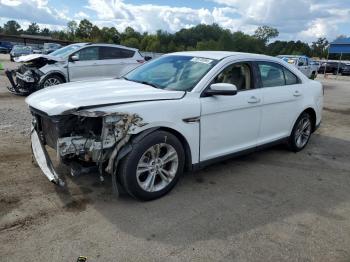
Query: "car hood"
26 79 186 116
14 54 64 63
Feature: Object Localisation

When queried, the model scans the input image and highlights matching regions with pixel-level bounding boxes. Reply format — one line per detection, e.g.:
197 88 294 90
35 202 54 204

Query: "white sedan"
26 51 323 200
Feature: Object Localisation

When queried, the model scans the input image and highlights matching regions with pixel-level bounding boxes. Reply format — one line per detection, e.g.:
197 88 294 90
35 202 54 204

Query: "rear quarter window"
257 62 300 87
100 47 135 59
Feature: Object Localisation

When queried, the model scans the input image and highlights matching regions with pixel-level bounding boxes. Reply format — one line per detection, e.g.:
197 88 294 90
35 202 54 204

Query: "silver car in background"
10 45 33 61
6 43 146 95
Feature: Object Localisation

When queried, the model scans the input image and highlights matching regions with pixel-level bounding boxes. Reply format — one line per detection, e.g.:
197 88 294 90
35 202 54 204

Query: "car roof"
87 43 139 51
166 51 273 61
277 55 308 59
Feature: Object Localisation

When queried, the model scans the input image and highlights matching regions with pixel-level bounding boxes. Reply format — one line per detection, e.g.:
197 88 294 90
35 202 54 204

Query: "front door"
200 62 262 161
68 46 101 81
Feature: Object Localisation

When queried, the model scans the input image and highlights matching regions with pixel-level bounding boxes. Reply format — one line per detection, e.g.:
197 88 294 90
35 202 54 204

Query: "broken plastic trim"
31 127 65 186
57 111 147 175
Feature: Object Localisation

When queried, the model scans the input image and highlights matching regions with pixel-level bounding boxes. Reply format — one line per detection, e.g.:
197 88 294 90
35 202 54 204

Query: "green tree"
26 22 40 35
254 25 279 44
3 20 21 35
90 25 101 41
67 20 78 40
196 40 220 50
121 37 140 48
76 19 93 39
40 28 50 36
100 27 120 43
311 37 329 58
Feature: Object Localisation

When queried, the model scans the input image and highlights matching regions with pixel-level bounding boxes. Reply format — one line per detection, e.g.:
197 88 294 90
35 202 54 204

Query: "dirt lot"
1 54 350 261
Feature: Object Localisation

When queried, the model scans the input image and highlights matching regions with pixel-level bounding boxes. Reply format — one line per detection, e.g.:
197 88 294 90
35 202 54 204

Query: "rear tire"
288 112 312 152
310 71 316 79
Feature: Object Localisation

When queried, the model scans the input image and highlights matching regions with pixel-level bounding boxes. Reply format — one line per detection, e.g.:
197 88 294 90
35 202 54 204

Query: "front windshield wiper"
122 77 161 89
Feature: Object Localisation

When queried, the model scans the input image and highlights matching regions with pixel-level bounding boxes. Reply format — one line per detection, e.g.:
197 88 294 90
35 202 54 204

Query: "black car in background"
318 62 350 75
0 41 13 53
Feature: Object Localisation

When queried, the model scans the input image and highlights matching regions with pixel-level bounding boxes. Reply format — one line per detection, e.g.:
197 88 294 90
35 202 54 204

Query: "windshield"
50 44 84 58
12 45 26 51
124 55 217 91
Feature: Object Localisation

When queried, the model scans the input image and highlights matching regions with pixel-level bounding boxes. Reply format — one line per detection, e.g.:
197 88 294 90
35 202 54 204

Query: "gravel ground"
1 54 350 261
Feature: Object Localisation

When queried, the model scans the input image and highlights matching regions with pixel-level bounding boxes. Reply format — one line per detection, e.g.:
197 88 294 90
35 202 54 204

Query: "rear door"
99 47 142 78
256 61 303 145
68 46 101 81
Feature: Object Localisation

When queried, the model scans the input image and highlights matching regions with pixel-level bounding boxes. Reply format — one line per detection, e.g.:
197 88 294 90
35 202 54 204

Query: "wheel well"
44 72 66 83
303 108 316 132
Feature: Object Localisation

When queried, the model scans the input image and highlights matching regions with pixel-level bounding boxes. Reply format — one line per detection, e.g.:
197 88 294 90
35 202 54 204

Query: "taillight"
137 60 145 63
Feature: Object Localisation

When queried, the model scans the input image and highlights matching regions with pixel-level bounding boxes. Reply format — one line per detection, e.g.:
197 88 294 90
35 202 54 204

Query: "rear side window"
258 62 300 87
100 47 135 59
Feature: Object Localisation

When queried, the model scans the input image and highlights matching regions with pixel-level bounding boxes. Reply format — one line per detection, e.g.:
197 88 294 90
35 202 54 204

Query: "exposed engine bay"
31 108 146 185
6 56 60 95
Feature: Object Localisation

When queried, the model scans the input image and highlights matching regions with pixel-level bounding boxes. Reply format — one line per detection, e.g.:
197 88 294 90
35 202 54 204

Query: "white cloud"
0 0 68 25
0 0 349 42
86 0 245 33
74 11 90 19
211 0 350 41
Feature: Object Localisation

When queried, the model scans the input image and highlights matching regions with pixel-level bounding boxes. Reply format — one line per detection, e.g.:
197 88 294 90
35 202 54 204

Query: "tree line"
0 19 332 58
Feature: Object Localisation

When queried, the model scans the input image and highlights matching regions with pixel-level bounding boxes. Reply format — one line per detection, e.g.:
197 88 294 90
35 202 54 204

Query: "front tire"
288 112 312 152
119 131 185 201
41 75 64 88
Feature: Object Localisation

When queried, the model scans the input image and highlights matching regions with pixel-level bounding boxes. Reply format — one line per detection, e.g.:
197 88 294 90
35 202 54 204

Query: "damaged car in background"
6 43 146 95
26 51 323 200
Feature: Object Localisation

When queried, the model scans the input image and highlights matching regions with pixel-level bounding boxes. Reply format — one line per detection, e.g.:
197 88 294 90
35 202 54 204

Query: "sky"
0 0 349 42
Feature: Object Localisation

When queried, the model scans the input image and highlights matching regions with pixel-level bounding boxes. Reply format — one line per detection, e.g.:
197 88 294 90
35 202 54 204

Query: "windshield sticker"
191 57 214 64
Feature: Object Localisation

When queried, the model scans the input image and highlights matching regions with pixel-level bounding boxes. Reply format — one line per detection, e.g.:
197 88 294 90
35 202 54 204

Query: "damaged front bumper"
30 110 145 187
31 127 65 186
6 69 41 96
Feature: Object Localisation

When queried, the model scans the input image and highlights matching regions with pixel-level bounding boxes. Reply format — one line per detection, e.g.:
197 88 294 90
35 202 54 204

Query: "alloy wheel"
43 77 61 87
294 116 311 148
136 143 179 192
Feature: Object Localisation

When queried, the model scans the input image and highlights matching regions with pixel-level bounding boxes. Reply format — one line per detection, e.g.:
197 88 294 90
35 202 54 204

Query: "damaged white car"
6 43 146 95
26 51 323 200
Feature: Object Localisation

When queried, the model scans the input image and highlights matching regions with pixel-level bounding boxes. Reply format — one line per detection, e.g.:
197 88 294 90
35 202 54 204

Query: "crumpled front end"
6 64 44 95
30 108 146 185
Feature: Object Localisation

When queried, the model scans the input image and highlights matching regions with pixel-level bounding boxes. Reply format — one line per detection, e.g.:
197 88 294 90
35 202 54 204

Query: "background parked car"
277 55 317 79
10 45 33 61
43 43 61 54
318 62 350 75
0 41 13 53
310 60 321 70
6 43 147 95
32 47 43 54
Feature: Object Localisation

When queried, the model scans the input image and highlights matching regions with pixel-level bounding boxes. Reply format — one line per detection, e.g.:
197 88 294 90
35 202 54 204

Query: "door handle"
293 91 302 97
247 96 261 104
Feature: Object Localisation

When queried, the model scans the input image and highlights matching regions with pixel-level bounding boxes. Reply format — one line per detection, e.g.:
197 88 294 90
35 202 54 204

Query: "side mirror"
70 55 79 62
204 83 238 96
298 62 304 66
144 56 152 61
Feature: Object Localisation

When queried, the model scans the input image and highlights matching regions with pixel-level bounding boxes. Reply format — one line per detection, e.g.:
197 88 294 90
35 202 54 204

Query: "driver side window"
213 62 253 91
75 47 99 61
